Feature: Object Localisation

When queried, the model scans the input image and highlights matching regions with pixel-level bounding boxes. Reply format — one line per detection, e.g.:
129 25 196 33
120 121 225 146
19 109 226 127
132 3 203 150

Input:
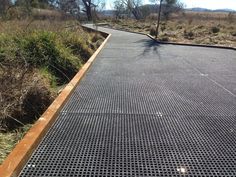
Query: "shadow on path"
135 39 161 59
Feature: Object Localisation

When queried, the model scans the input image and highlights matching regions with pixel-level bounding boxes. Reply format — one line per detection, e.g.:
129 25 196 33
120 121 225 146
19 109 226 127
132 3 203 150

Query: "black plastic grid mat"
20 113 236 177
19 27 236 176
62 74 236 116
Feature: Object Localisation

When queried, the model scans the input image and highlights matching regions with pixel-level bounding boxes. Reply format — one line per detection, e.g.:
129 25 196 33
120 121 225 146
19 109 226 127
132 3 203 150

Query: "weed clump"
22 31 83 84
211 26 220 33
150 25 156 36
160 36 169 41
184 30 194 39
0 65 53 131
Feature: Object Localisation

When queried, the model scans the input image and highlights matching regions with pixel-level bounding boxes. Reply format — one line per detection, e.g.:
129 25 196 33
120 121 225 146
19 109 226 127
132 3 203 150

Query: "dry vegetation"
0 18 105 164
105 11 236 47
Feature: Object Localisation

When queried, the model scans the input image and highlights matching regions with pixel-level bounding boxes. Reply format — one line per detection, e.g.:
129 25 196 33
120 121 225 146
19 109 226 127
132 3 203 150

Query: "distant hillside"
212 9 236 12
186 7 236 13
102 5 236 17
104 4 235 14
102 10 115 17
186 8 211 12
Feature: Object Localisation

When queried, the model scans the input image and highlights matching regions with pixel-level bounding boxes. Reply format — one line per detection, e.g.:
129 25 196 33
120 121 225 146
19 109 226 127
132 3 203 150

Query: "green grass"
39 67 58 90
0 30 85 84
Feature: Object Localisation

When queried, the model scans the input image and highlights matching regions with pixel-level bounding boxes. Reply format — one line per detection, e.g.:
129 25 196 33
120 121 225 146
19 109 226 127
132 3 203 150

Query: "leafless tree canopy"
80 0 105 21
122 0 143 20
0 0 12 15
113 0 183 20
149 0 184 20
0 0 105 21
57 0 80 16
113 0 126 19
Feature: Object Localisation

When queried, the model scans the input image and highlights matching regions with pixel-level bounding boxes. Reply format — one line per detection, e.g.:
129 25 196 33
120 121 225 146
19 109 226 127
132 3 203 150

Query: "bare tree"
81 0 92 20
15 0 34 16
150 0 183 20
156 0 163 37
139 5 152 18
0 0 12 16
81 0 105 21
149 0 183 37
113 0 126 19
58 0 80 16
162 0 183 20
121 0 143 20
15 0 53 8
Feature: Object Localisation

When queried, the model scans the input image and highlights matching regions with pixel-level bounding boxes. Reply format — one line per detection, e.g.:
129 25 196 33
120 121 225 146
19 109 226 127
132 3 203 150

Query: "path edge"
0 28 111 177
147 34 236 51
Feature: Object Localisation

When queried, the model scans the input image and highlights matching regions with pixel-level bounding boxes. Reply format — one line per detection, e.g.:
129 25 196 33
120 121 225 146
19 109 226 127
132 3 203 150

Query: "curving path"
19 26 236 177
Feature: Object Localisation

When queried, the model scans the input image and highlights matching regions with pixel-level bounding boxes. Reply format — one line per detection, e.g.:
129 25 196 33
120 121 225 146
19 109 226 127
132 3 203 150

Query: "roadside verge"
97 24 235 50
0 27 111 177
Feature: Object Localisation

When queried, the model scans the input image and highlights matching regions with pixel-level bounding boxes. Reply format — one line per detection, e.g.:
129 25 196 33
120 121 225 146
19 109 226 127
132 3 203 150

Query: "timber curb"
147 34 236 51
0 28 111 177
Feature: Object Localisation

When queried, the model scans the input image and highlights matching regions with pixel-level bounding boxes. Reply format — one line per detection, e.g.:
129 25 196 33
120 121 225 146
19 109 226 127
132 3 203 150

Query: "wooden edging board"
147 34 236 51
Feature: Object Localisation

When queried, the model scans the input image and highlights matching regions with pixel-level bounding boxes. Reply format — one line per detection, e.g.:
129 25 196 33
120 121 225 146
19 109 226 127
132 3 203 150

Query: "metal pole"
155 0 163 38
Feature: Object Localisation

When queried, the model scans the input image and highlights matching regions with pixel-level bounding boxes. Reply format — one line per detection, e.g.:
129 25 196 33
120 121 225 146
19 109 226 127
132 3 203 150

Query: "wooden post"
156 0 163 38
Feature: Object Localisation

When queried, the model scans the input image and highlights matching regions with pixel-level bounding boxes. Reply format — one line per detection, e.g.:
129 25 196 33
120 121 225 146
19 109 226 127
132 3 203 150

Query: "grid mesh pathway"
19 26 236 177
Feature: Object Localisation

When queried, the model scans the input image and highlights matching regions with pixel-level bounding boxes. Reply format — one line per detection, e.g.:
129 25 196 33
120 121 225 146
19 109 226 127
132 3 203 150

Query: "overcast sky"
106 0 236 10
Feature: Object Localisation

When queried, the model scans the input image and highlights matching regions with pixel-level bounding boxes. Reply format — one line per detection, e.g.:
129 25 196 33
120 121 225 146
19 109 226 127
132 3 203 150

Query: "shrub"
91 33 104 43
147 13 158 21
211 26 220 33
176 25 183 30
18 31 82 84
63 31 94 63
184 30 194 39
150 25 156 36
161 25 166 32
160 36 169 42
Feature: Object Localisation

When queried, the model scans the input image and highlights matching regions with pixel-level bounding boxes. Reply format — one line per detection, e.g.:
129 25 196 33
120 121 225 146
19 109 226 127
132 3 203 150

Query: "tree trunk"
156 0 163 38
82 0 92 21
131 8 142 20
86 6 92 21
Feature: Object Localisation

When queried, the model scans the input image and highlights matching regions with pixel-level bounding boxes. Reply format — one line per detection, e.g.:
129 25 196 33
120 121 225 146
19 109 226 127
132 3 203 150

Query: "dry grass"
4 7 72 21
105 11 236 47
0 66 54 131
0 124 32 164
0 19 82 34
